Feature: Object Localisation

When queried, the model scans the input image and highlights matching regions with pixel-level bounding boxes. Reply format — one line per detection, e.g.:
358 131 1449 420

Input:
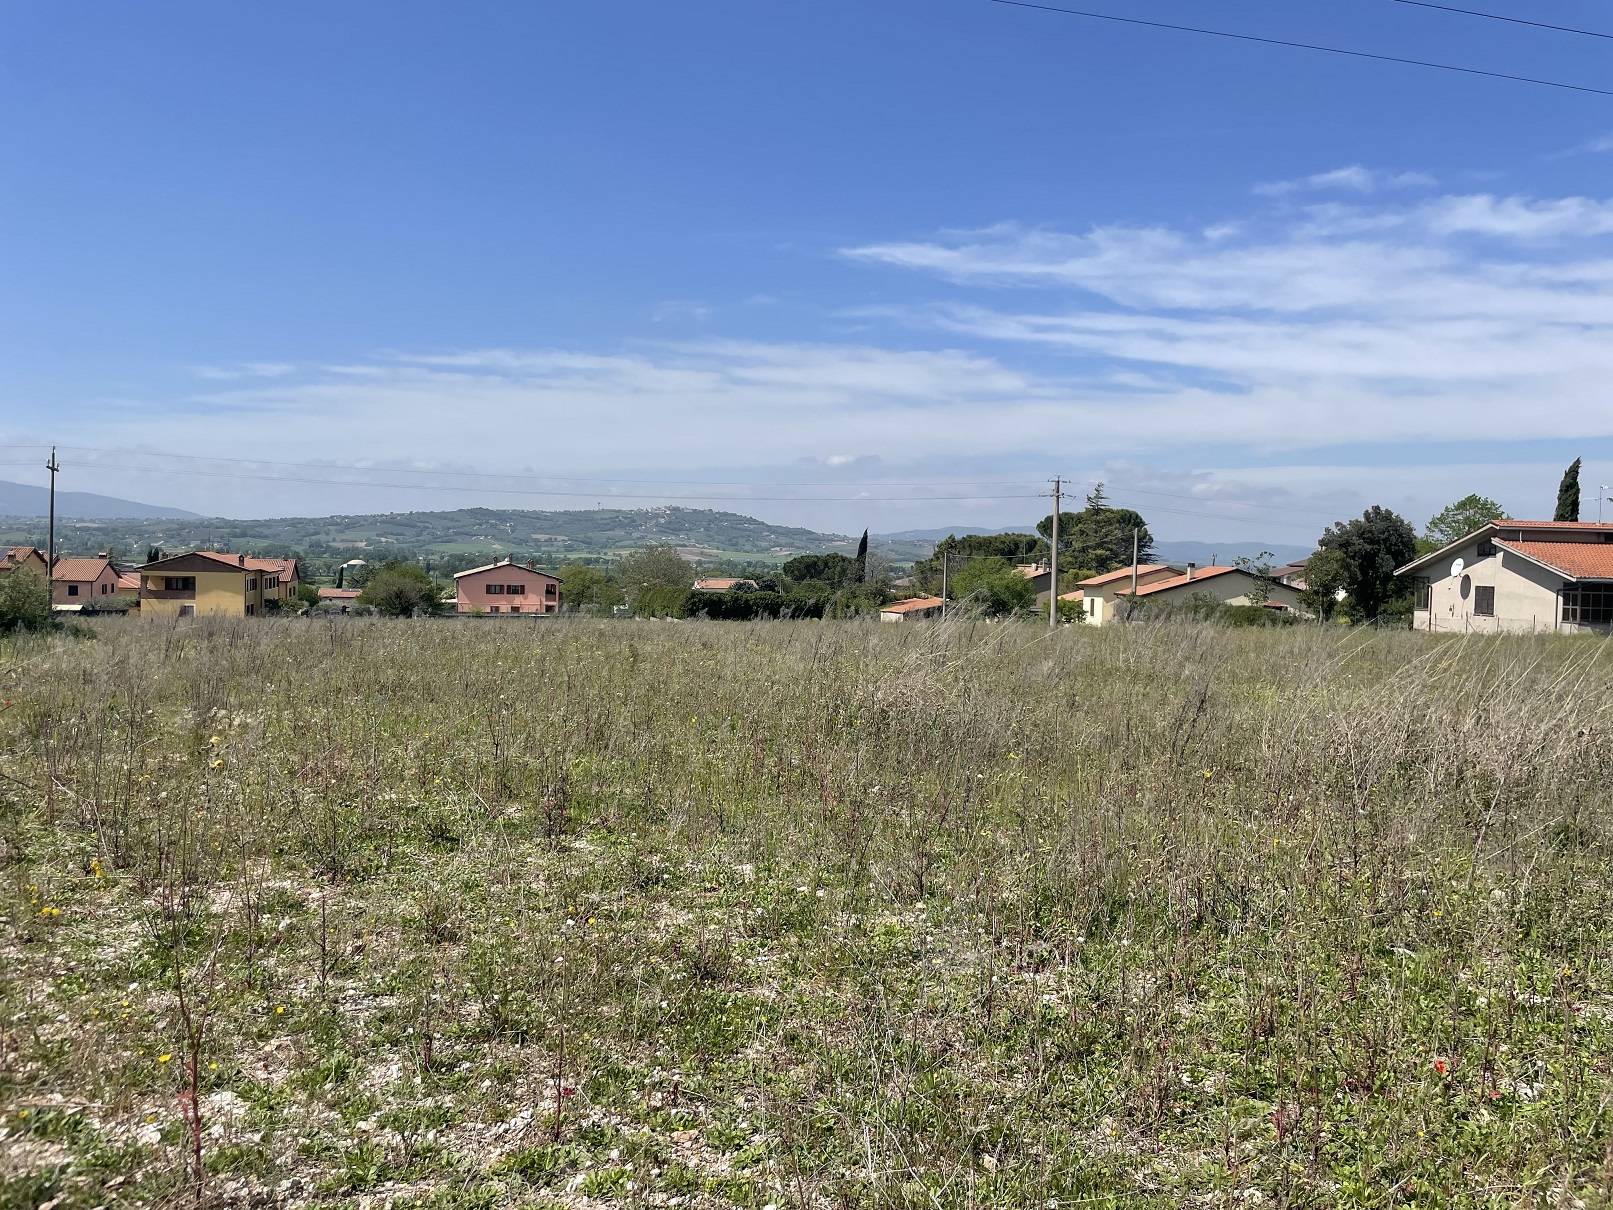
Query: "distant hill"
875 525 1020 542
0 505 856 566
1152 541 1313 568
0 478 198 519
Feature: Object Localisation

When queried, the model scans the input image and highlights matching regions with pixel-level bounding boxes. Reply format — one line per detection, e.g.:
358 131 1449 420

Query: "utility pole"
940 548 948 619
1048 476 1061 630
45 446 59 576
1601 485 1610 524
1129 528 1139 594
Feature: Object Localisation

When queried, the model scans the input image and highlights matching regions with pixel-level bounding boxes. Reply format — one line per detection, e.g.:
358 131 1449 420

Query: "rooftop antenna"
1601 485 1610 524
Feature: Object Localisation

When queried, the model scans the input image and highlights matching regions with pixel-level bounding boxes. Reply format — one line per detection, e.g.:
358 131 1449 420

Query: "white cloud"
1253 165 1436 197
190 362 297 380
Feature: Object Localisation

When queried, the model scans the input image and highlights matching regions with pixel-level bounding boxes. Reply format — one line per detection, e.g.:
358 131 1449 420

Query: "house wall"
1140 573 1306 615
52 564 122 605
456 568 561 614
140 570 258 618
1415 544 1566 634
1082 567 1181 627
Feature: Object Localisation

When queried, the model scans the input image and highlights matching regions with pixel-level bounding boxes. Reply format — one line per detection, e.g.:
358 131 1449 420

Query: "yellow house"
139 552 269 618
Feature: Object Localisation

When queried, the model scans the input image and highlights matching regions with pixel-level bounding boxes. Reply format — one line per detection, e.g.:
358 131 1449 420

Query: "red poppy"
1432 1059 1448 1076
560 1086 577 1098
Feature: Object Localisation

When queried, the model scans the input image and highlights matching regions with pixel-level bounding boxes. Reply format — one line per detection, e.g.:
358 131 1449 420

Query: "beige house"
879 595 945 622
1396 519 1613 635
1072 564 1184 625
1127 565 1305 615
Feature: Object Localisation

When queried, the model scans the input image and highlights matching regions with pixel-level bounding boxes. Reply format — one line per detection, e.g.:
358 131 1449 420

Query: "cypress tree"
855 529 869 581
1555 458 1582 522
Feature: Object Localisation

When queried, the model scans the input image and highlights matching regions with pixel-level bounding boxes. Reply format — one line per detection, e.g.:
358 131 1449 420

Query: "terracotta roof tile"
1128 566 1241 597
1495 540 1613 580
1494 519 1613 531
51 557 115 583
880 596 945 614
1077 564 1180 588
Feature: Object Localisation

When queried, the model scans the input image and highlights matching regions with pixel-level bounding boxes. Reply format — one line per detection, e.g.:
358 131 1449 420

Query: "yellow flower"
274 1005 286 1015
158 1053 172 1064
210 759 225 770
17 1108 28 1119
1202 768 1215 781
209 735 222 746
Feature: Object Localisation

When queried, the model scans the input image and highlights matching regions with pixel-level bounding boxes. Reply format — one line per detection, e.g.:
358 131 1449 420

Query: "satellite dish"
1450 558 1465 579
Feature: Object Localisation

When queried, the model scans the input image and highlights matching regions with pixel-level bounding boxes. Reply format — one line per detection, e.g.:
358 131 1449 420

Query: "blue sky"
4 0 1613 541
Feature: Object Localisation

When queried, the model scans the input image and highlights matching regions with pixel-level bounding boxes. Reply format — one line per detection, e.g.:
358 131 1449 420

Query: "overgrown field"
3 617 1612 1208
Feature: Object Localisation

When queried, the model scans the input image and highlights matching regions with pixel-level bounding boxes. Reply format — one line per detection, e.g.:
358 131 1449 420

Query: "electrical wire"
988 0 1613 96
1388 0 1613 41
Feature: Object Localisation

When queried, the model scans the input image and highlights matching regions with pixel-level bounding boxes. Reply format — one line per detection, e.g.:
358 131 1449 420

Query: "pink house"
453 558 562 615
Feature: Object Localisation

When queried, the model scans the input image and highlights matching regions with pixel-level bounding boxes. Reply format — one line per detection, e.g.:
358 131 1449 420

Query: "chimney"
238 554 246 566
97 550 108 559
1186 562 1196 581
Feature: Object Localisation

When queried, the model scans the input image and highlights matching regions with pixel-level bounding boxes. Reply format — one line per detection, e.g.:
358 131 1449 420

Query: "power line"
1388 0 1613 41
987 0 1613 96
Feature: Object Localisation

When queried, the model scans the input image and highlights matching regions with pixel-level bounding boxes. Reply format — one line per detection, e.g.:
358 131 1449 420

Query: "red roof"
1128 566 1241 597
318 587 361 600
1 546 45 570
52 556 116 583
1077 564 1180 588
1495 540 1613 580
881 595 945 614
1494 519 1613 531
197 552 296 575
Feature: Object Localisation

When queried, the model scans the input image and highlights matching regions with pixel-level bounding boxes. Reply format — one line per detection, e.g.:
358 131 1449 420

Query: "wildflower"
37 905 61 918
274 1005 286 1015
560 1085 577 1098
89 857 105 879
17 1108 29 1119
1202 768 1214 780
1432 1058 1448 1076
209 735 222 746
158 1053 173 1064
211 759 225 770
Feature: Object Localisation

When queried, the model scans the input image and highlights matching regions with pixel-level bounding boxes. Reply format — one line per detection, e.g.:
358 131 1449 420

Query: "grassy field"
3 616 1612 1208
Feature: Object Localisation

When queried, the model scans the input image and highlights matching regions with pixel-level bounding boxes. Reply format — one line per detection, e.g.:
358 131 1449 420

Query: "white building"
1396 519 1613 635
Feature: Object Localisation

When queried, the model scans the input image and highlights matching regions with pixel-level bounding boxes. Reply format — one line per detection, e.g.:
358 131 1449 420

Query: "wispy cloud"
190 362 298 381
1253 164 1436 197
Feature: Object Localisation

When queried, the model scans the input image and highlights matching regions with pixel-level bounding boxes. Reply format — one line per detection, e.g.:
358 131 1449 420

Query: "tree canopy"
1424 494 1505 549
356 562 442 617
912 533 1043 595
951 558 1036 616
1556 458 1582 523
558 563 625 611
1316 506 1418 621
0 569 54 633
780 552 859 588
1037 485 1153 575
617 546 694 596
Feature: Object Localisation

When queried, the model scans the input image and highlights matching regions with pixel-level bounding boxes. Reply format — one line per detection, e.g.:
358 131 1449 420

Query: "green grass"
2 615 1612 1206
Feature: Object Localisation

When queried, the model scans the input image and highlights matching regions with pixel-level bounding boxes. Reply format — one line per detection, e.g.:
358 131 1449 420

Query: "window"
1476 539 1496 558
179 604 195 617
1415 579 1431 609
67 584 79 596
101 583 110 594
247 577 258 590
486 584 504 594
545 583 557 598
246 603 255 616
164 576 196 592
1563 585 1613 625
1474 585 1495 617
509 604 521 613
505 584 523 595
488 605 501 613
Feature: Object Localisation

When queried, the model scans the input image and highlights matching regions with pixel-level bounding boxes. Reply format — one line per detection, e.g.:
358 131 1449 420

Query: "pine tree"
1555 458 1582 522
1085 482 1110 510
